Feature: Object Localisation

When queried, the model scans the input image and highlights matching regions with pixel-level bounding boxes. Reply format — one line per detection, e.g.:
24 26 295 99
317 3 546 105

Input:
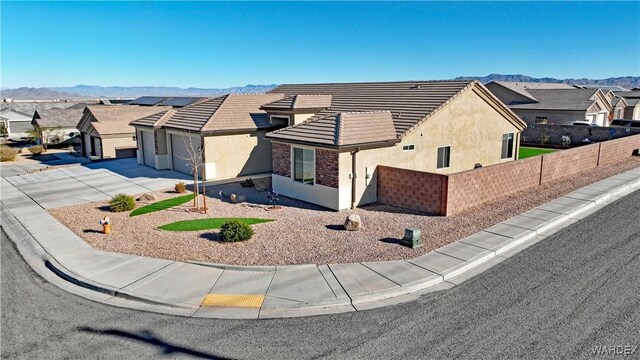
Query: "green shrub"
0 146 18 162
27 145 44 155
219 220 254 242
174 182 186 193
110 193 136 212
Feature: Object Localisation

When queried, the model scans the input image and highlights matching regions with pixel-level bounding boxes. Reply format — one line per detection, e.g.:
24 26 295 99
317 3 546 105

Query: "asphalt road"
2 190 640 359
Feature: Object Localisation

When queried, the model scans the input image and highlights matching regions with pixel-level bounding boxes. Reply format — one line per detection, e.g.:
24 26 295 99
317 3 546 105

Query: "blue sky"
1 1 639 88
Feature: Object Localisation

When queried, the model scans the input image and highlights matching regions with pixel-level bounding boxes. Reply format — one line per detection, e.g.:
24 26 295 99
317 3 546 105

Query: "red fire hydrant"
99 216 111 234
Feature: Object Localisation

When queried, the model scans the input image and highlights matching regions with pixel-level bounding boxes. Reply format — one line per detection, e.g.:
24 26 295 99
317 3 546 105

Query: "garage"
170 133 195 175
141 131 155 167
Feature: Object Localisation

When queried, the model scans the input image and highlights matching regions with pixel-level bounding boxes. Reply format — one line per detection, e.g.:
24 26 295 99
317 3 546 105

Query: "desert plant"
240 178 255 188
539 134 550 145
27 145 44 155
219 220 254 242
0 146 18 162
109 193 136 212
174 182 186 193
267 191 280 208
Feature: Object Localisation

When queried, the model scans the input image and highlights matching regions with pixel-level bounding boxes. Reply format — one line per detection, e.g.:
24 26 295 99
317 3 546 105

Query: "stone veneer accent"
272 142 291 178
315 149 339 188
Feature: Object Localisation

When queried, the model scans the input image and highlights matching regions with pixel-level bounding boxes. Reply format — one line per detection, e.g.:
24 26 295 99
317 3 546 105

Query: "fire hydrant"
99 216 111 234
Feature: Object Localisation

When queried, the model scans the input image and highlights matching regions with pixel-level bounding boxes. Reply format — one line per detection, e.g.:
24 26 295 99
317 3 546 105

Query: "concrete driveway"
3 158 191 209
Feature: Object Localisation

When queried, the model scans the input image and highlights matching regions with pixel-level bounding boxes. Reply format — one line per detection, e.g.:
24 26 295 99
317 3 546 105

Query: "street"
2 190 639 359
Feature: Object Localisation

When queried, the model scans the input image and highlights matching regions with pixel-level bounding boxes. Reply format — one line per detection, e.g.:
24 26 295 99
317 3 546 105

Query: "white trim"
402 144 415 152
436 145 451 170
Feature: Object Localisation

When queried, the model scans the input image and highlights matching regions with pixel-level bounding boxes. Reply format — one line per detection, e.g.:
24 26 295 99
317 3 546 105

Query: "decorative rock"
230 194 246 204
255 182 267 192
138 193 158 202
344 214 362 231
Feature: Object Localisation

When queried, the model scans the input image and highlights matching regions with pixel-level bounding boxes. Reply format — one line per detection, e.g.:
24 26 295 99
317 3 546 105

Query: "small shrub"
219 220 254 242
240 178 255 188
0 146 18 162
174 182 186 193
539 134 550 145
27 145 44 155
110 193 136 212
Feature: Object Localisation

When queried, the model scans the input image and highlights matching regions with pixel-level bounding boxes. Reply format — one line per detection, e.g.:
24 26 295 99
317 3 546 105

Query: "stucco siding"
203 131 272 179
101 136 137 159
513 109 586 126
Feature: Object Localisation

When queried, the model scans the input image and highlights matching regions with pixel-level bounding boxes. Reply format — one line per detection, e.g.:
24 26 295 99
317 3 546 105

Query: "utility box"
400 228 423 249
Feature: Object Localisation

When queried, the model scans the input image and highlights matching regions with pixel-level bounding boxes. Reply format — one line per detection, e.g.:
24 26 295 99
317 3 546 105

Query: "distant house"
130 94 284 179
32 108 84 146
77 105 169 160
486 82 612 126
265 80 526 210
0 108 33 141
615 90 640 120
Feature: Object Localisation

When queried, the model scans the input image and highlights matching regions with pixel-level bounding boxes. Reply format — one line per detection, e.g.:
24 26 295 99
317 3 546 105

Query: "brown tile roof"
267 111 396 146
261 94 332 110
33 108 84 128
267 81 474 137
133 94 285 133
85 105 170 135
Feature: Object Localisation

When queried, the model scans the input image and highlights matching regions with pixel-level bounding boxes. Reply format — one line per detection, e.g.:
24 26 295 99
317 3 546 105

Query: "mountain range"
2 75 639 100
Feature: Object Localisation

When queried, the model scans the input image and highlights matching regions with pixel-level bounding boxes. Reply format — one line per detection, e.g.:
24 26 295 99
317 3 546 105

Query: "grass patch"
519 147 557 159
158 218 274 231
130 194 194 217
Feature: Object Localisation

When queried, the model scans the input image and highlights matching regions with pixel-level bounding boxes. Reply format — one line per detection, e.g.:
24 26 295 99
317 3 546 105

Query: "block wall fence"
377 134 640 216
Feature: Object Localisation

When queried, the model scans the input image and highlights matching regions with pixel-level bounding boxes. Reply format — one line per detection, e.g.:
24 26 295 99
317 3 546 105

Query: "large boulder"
344 214 362 231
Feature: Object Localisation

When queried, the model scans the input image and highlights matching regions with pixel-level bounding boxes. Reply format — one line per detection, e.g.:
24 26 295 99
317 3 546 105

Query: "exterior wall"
539 143 600 184
40 126 78 145
376 134 640 215
512 109 586 126
315 149 339 188
203 130 272 180
624 104 640 120
272 174 342 210
521 124 640 146
377 166 448 214
272 142 291 177
598 135 640 166
100 135 136 159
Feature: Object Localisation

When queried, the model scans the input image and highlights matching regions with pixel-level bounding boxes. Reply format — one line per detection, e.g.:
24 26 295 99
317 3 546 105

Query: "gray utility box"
400 228 423 249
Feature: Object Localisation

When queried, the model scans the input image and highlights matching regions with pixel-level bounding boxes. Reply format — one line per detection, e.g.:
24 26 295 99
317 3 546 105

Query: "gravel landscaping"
49 157 640 266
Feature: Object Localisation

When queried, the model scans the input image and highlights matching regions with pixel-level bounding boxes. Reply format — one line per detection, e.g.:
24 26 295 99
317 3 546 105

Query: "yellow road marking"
201 294 265 308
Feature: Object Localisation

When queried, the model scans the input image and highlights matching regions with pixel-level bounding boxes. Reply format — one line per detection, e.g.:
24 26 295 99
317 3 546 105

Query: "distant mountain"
49 84 278 98
455 73 640 89
1 84 278 100
1 87 87 100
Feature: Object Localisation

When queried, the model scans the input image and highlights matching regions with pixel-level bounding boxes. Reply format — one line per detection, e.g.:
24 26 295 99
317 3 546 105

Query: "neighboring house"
32 108 84 146
486 82 612 126
77 105 170 160
0 108 33 140
615 90 640 120
610 97 628 120
128 96 204 107
130 93 284 179
264 80 526 210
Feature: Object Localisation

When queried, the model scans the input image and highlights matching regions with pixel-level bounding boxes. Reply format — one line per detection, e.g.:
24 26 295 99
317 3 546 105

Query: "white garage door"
142 131 155 167
171 134 195 175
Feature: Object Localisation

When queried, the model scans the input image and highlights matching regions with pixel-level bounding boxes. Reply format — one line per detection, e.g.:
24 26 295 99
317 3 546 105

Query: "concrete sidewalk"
1 167 639 319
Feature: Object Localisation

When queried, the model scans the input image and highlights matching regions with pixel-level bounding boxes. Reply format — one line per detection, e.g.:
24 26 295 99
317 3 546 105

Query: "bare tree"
176 132 206 212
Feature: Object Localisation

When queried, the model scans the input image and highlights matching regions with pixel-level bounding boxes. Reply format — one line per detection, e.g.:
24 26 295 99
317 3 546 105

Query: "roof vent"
413 85 423 89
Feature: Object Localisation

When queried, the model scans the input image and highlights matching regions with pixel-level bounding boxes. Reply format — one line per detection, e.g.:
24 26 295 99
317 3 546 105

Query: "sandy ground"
49 157 640 265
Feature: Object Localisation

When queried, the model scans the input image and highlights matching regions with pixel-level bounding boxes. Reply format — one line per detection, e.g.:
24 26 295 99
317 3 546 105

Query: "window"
271 115 290 126
535 116 548 124
402 144 415 151
437 146 450 169
293 147 314 184
501 133 514 159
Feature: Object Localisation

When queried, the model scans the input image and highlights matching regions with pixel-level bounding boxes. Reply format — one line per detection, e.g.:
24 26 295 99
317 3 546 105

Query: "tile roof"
85 105 170 135
267 111 397 146
508 89 602 111
261 94 332 110
615 90 640 99
33 108 84 128
132 94 285 133
488 81 576 102
267 81 474 137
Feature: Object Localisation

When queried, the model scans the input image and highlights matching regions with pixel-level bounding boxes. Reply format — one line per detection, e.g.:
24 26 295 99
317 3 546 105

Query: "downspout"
350 148 360 209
